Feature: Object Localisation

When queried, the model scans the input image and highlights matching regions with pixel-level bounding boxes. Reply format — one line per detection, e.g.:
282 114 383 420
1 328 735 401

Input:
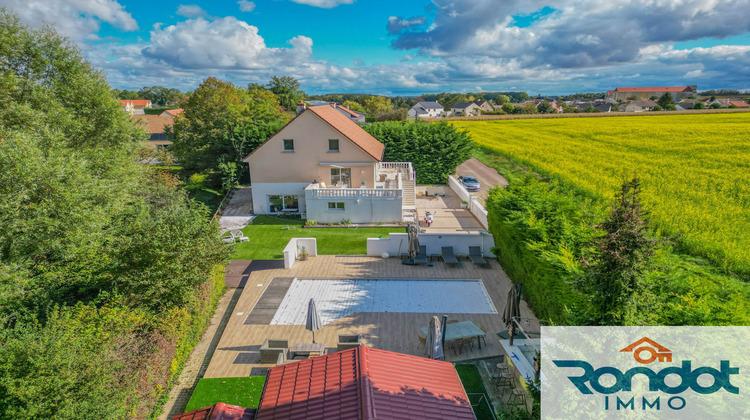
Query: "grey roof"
307 100 330 106
413 101 443 110
633 99 658 107
451 102 475 109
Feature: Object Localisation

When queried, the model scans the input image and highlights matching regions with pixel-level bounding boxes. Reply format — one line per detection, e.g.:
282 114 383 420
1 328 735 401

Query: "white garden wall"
367 232 495 258
448 175 489 230
282 238 318 269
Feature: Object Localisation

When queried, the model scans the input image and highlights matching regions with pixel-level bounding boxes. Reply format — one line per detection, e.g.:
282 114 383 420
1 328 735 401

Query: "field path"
456 157 508 205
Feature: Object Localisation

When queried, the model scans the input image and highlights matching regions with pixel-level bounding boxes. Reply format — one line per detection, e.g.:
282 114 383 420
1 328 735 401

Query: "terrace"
303 161 416 223
203 255 540 379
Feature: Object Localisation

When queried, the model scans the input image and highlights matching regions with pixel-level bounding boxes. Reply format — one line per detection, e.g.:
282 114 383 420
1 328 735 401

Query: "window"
328 202 345 211
268 195 298 213
283 139 294 151
330 167 351 188
328 139 339 152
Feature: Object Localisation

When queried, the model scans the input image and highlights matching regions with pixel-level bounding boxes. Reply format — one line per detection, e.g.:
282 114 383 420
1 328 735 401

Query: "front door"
330 167 351 188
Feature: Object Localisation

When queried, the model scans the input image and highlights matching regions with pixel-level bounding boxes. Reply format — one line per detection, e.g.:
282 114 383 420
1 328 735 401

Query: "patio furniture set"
418 320 487 356
408 246 490 268
260 335 364 365
493 359 529 412
222 230 249 244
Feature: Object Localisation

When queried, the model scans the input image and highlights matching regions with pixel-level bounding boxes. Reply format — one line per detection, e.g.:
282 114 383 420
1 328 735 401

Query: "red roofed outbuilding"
608 86 697 101
173 403 256 420
256 346 475 420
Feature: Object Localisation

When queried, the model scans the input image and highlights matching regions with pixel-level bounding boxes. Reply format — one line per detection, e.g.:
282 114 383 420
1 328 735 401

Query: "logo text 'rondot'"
541 327 750 419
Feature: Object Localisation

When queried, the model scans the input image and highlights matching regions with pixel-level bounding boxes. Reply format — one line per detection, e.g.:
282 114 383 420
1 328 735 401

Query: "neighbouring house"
407 101 444 119
120 99 152 115
726 100 750 108
473 99 495 112
333 103 366 123
159 108 184 117
131 114 172 150
450 102 481 116
677 99 699 109
624 99 658 112
243 104 416 224
254 346 476 420
607 86 697 102
573 102 610 112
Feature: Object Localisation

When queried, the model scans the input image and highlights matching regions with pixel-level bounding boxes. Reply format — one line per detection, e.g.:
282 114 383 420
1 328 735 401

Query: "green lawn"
230 215 403 260
185 377 266 412
455 363 496 420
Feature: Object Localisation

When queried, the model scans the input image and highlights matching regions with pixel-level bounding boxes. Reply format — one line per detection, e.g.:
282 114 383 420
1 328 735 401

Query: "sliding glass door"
330 167 351 188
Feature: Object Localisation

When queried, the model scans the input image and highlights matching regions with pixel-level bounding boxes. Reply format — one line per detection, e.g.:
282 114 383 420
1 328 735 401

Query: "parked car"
458 175 480 192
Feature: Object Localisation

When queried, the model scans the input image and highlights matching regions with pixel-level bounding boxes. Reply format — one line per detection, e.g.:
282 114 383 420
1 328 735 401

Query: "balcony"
305 183 402 199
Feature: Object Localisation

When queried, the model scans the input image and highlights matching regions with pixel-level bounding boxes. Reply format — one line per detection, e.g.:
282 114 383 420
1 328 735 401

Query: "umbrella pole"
312 331 316 344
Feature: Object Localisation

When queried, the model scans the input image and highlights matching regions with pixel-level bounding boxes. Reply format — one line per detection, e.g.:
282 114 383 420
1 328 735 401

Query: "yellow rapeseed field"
461 113 750 276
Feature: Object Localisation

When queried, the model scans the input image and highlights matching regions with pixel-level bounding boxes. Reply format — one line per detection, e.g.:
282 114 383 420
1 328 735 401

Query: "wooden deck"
203 255 540 378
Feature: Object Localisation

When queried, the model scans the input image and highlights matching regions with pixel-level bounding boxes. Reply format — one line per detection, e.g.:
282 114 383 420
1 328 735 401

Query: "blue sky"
3 0 750 95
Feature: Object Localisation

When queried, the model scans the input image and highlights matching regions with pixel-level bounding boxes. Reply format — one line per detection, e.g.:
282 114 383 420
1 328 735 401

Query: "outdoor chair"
469 246 489 267
222 235 236 245
479 325 489 347
260 339 289 364
231 230 249 243
441 246 459 267
414 245 429 266
337 334 363 351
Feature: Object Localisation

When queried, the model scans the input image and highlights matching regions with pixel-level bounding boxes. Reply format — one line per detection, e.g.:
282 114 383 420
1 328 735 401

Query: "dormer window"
328 139 339 152
283 139 294 152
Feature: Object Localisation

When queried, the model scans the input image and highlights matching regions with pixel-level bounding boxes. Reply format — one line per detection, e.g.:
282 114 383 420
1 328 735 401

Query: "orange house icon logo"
620 337 672 364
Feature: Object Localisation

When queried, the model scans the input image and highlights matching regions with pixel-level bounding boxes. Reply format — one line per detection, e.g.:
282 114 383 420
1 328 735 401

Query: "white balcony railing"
376 162 414 181
307 187 402 199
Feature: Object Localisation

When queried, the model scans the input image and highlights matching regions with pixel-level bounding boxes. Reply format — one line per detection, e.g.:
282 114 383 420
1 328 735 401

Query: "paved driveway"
456 158 508 205
416 188 483 233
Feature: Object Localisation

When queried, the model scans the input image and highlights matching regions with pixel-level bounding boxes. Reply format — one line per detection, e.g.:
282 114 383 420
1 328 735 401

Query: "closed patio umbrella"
306 298 322 343
503 284 522 345
426 316 444 360
407 222 420 260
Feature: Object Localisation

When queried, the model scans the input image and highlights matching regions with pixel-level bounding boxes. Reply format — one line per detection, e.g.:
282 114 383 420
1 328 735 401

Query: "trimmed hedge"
486 176 596 323
364 121 473 184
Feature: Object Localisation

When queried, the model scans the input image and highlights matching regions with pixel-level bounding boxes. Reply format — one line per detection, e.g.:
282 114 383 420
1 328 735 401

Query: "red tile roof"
256 346 475 420
336 105 360 118
307 106 383 160
120 99 152 107
727 101 749 107
162 108 184 116
614 86 694 93
173 403 256 420
130 114 173 134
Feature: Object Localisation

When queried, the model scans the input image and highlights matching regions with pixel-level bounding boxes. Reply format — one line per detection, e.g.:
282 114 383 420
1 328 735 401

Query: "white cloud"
176 4 207 19
387 16 426 35
392 0 750 70
0 0 137 40
237 0 256 12
289 0 354 8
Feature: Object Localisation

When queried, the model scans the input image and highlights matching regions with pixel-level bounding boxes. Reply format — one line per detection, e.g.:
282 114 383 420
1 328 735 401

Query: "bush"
485 176 597 323
185 173 208 191
363 121 473 184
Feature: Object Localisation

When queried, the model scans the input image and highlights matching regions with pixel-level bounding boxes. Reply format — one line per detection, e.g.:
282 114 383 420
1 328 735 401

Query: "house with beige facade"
243 105 416 224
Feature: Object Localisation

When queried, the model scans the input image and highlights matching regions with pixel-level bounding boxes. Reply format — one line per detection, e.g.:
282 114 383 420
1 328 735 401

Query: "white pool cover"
269 278 497 326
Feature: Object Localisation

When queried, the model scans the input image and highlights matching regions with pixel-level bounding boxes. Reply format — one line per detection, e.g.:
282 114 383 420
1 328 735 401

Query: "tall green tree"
657 92 674 110
267 75 305 111
361 95 393 116
583 178 655 325
0 11 229 416
169 77 289 174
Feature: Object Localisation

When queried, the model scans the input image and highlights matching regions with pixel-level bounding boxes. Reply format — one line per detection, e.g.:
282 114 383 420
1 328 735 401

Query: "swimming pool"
269 278 497 326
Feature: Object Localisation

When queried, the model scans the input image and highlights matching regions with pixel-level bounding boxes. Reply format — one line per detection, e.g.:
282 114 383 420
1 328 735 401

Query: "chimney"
330 101 337 109
296 100 306 115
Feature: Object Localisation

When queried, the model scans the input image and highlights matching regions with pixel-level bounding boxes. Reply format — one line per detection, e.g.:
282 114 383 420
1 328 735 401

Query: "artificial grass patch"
455 363 496 420
184 377 266 412
230 215 403 260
